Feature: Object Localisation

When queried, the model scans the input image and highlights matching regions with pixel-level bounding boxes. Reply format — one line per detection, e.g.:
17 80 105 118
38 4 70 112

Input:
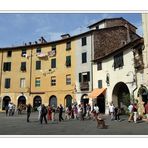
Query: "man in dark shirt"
26 104 32 122
40 104 48 124
59 104 64 122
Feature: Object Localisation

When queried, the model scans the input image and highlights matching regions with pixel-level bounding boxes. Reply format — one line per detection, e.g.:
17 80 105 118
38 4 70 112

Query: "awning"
88 88 107 99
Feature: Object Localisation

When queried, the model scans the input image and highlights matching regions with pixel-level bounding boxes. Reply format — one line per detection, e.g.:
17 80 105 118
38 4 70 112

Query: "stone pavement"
0 111 148 135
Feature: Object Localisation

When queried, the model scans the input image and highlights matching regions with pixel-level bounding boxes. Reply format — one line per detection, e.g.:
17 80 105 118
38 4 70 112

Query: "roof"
93 38 144 62
0 30 93 51
88 17 137 29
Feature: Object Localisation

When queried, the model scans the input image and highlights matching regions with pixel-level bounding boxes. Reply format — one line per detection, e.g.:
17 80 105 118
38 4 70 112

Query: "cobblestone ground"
0 111 148 135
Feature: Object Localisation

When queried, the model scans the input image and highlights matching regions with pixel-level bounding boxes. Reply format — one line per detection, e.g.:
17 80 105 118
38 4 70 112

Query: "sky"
0 13 142 48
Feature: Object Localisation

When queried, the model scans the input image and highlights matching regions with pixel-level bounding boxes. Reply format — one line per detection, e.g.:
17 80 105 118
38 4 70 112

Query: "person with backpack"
40 104 48 124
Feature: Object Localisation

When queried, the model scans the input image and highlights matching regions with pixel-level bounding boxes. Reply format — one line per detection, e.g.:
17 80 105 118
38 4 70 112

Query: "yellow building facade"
0 37 76 111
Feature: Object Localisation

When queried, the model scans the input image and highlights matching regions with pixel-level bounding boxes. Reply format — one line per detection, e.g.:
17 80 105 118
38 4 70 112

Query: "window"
114 52 124 69
51 76 56 86
3 62 11 71
51 58 56 68
5 78 10 89
52 45 56 52
82 52 87 63
21 49 26 57
7 51 12 57
21 62 26 71
36 61 41 70
79 72 90 82
97 62 102 70
66 41 71 50
35 78 40 87
20 78 25 88
36 47 41 53
98 80 102 88
66 75 71 85
66 56 71 67
81 37 87 46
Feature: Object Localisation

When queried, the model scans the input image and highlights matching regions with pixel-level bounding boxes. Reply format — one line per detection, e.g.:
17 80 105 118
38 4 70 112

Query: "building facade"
0 16 147 114
88 18 143 114
75 33 93 106
0 36 76 110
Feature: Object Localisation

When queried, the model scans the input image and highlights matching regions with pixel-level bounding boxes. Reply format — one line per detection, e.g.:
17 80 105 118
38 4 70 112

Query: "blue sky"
0 13 142 47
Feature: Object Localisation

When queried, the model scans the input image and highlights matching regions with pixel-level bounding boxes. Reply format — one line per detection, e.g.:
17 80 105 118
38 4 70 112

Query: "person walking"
5 105 9 116
86 104 91 119
40 104 48 124
133 103 138 123
73 105 78 120
65 106 70 120
26 103 32 122
47 105 52 121
8 102 13 116
58 104 64 122
128 103 133 122
109 102 115 120
145 101 148 122
114 106 121 121
37 105 42 121
51 105 56 122
94 104 99 116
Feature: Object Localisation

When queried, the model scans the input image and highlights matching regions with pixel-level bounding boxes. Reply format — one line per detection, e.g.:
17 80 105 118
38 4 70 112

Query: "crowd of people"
5 102 26 116
108 101 148 123
4 100 148 129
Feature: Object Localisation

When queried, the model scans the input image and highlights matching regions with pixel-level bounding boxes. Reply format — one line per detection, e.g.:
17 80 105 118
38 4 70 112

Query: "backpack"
42 107 47 115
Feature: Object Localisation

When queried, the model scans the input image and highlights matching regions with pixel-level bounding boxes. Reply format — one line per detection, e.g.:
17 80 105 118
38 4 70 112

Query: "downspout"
132 72 138 102
29 48 33 95
90 32 94 109
0 50 3 109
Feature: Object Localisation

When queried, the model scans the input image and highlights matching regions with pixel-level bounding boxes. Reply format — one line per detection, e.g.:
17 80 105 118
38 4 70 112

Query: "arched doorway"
138 85 148 105
49 95 57 107
18 96 26 106
33 96 42 108
97 94 105 113
65 95 72 107
2 96 11 110
112 82 130 108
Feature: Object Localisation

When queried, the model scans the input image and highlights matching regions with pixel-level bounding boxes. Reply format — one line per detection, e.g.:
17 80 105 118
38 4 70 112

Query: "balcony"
80 82 89 91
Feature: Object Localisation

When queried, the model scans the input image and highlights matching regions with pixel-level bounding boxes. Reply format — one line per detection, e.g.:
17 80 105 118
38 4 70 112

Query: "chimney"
38 36 47 43
61 34 70 39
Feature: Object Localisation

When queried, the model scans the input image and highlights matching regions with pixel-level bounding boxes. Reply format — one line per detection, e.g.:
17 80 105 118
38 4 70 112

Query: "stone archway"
33 96 42 108
2 96 11 110
65 95 72 107
112 82 130 108
49 95 57 108
18 96 26 106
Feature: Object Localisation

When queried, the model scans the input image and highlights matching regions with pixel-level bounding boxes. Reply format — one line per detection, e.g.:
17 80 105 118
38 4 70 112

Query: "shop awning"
88 88 107 99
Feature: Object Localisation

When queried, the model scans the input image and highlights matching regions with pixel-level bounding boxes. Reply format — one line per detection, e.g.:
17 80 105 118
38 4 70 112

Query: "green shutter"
79 73 82 82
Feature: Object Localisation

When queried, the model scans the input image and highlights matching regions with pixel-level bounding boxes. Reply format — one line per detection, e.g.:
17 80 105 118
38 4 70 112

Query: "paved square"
0 112 148 135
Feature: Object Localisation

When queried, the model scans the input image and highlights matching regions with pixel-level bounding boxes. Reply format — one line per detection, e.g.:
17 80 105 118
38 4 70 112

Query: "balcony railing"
80 82 89 91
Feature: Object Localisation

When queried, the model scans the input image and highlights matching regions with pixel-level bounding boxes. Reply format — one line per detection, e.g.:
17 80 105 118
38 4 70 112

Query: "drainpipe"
29 48 33 95
0 50 4 109
90 32 94 108
132 72 138 103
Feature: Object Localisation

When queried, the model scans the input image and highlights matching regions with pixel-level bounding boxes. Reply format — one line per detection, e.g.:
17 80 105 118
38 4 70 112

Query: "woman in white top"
109 103 115 120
